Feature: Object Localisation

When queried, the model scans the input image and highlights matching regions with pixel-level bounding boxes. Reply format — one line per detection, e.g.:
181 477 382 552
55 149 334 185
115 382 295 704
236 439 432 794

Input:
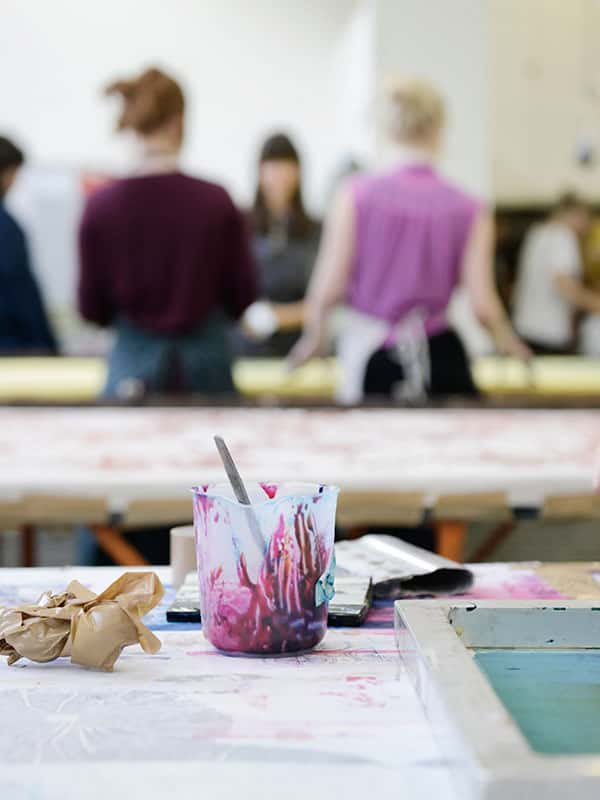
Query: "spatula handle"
214 436 251 505
214 436 264 552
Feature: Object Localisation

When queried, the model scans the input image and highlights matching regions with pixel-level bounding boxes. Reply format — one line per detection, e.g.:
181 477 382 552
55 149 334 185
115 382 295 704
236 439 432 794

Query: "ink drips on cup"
192 482 338 655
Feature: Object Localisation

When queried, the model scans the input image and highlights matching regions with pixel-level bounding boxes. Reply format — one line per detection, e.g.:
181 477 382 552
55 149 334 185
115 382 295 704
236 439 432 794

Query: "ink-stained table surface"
2 355 600 402
1 562 599 800
0 406 599 511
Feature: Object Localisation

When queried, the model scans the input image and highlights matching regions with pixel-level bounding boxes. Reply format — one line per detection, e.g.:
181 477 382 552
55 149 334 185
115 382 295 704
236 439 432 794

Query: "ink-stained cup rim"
190 481 340 509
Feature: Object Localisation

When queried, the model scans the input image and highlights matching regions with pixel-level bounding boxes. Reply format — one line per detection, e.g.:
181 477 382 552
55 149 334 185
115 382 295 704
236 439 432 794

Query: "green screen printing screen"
475 649 600 755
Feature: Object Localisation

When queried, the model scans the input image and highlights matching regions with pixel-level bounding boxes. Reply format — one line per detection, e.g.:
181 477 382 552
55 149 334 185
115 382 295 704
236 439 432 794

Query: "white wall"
1 0 357 212
1 0 361 350
491 0 600 204
7 1 597 213
9 0 582 356
2 0 500 211
330 0 377 171
373 0 491 200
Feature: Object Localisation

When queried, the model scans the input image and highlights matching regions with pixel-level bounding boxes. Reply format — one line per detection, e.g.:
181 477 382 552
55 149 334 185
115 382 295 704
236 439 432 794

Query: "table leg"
434 520 467 562
469 520 515 562
20 524 35 567
92 525 149 566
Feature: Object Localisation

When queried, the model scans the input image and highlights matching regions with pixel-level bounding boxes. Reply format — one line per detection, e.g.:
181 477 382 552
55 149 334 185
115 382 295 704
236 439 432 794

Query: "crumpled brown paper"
0 572 164 671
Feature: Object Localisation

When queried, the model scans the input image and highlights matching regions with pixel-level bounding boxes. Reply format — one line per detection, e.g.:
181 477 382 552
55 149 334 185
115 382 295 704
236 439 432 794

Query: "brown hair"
384 77 445 144
105 67 185 135
0 136 24 198
555 190 588 215
251 133 312 238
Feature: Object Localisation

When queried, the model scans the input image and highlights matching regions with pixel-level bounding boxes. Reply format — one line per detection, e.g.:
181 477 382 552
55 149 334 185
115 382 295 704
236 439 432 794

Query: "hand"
271 302 305 332
287 324 327 370
496 329 533 363
489 317 533 363
240 301 278 342
511 338 534 363
240 317 262 342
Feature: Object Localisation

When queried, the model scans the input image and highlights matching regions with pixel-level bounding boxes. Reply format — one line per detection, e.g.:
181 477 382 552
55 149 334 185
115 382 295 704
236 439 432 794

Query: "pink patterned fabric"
0 408 598 509
349 164 481 335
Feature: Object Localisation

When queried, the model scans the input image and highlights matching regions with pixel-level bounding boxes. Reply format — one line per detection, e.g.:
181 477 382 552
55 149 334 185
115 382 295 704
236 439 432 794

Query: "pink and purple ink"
192 482 338 656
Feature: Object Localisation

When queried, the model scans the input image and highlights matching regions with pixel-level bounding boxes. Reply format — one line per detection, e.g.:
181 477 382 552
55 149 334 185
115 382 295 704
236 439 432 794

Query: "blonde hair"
384 77 445 144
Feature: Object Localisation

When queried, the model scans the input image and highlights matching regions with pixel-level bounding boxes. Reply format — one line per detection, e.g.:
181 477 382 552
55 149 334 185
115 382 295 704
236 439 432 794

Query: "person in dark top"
0 136 57 354
78 67 257 397
236 133 320 357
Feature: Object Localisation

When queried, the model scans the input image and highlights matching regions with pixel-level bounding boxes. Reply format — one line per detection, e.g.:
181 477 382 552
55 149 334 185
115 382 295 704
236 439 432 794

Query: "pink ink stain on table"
464 567 566 601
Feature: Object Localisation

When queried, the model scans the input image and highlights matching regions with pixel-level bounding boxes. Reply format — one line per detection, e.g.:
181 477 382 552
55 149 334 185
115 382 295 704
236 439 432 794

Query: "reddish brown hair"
105 67 185 135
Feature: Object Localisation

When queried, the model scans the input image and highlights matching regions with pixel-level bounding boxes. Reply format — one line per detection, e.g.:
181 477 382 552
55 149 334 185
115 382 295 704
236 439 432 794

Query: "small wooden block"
122 498 192 529
434 520 468 562
542 493 600 519
432 491 511 522
22 495 108 525
336 491 424 527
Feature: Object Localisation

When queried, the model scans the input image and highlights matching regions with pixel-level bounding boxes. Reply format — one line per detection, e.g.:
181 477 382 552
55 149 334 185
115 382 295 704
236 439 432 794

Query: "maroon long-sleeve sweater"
78 172 257 334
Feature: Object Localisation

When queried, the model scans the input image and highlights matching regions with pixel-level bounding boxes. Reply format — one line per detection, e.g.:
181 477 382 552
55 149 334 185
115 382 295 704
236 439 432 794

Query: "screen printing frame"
394 599 600 800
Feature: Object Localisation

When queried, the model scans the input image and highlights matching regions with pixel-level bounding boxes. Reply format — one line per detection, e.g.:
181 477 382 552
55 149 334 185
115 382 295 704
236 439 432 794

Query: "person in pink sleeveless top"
290 78 529 400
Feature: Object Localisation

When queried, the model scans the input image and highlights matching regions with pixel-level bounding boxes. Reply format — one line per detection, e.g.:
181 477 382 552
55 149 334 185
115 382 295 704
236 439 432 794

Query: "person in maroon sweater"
79 67 257 397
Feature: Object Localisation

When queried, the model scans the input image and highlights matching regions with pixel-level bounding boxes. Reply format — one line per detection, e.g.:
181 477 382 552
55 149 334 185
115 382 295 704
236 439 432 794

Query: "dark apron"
103 314 235 398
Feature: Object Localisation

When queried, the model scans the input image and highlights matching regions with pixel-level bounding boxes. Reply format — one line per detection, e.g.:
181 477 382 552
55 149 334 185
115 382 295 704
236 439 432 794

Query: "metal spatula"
214 436 264 552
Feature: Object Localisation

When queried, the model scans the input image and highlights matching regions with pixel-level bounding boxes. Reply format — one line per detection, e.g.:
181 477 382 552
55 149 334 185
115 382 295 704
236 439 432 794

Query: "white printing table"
0 406 598 507
2 562 598 800
1 406 599 563
0 565 455 800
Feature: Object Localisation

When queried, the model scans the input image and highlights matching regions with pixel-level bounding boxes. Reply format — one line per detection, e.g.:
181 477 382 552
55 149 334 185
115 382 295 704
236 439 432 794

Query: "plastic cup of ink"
191 481 338 655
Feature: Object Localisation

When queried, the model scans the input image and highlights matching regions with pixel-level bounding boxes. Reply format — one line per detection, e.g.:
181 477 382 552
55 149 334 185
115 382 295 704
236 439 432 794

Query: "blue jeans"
103 315 235 398
77 315 235 565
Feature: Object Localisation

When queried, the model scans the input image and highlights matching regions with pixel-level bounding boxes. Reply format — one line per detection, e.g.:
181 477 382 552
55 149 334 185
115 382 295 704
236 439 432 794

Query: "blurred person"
290 78 529 402
78 67 257 397
580 218 600 355
583 218 600 290
512 192 596 355
580 313 600 356
0 136 57 354
238 134 320 357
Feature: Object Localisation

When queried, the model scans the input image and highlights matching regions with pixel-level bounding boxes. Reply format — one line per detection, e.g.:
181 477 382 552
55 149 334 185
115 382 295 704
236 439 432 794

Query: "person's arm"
4 222 58 353
462 209 532 360
271 300 305 330
554 274 600 314
78 201 115 327
241 300 306 342
288 185 355 366
221 203 258 320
